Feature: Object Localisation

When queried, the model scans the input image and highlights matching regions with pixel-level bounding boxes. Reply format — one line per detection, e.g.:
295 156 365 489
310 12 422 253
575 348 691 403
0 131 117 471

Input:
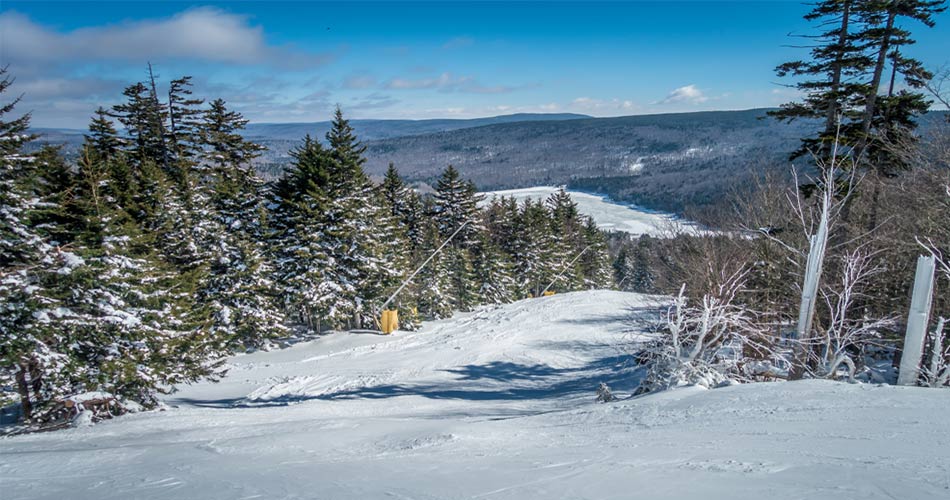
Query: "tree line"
0 68 612 424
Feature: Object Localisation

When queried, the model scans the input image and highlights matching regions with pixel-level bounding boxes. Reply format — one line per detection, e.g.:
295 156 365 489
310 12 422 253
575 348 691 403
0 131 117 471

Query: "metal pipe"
380 219 472 312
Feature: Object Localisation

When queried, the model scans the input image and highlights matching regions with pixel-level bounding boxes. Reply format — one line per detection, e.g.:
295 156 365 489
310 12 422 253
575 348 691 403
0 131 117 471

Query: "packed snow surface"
481 186 696 236
3 290 950 499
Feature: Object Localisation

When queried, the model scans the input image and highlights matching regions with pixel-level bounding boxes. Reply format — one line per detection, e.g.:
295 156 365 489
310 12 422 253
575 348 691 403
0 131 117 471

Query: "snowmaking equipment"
376 220 472 335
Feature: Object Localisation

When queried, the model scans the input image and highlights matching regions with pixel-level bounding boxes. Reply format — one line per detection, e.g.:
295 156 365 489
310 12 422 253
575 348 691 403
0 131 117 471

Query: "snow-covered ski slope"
480 186 696 236
3 290 950 500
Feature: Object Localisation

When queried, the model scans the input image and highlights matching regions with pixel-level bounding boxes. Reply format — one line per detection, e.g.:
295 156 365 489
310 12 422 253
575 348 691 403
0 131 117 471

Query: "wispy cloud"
0 8 333 69
342 73 377 90
656 84 708 105
384 72 529 94
348 92 399 110
569 97 638 112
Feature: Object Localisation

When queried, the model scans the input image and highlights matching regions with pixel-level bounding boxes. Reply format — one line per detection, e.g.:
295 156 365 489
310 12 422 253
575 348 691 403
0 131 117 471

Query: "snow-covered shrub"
810 247 896 380
636 269 784 393
595 382 616 402
920 317 949 387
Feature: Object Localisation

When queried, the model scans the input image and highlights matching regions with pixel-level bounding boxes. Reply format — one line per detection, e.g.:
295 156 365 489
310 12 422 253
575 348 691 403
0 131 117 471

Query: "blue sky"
2 1 948 128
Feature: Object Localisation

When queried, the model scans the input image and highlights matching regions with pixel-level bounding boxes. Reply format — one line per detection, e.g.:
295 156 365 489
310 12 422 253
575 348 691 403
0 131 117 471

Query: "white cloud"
567 97 640 113
383 72 526 94
656 84 708 105
0 8 332 68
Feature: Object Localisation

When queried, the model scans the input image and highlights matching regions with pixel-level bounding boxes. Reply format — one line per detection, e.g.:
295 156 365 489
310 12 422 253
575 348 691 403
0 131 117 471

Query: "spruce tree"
323 109 404 328
111 80 168 169
414 220 455 319
433 165 482 246
769 0 872 162
771 0 946 171
471 232 517 304
513 198 558 297
166 76 205 188
0 68 67 420
271 136 336 331
86 107 125 162
853 0 945 173
578 217 613 289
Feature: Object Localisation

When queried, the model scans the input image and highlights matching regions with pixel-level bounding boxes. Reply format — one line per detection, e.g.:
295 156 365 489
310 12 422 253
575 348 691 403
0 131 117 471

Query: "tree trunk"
15 363 32 422
858 10 897 159
823 1 853 143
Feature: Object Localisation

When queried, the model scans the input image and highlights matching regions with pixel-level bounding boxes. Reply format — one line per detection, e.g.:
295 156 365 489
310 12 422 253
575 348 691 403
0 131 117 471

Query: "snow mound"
2 290 949 500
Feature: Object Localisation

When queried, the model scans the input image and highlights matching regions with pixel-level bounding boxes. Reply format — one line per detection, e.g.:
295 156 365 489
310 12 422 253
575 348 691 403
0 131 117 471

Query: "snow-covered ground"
480 186 696 236
3 290 950 499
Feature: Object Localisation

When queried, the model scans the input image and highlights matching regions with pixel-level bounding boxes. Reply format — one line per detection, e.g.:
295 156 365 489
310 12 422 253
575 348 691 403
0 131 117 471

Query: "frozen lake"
481 186 697 236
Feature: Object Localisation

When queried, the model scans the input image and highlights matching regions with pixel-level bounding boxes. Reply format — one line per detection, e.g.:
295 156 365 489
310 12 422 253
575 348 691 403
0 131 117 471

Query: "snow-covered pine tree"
413 220 455 319
513 198 558 297
432 165 482 247
375 163 419 324
471 231 517 304
45 145 227 409
271 135 337 332
613 244 633 290
110 80 168 170
380 163 425 251
578 216 613 288
431 165 483 309
323 109 405 328
629 235 657 293
200 100 285 349
0 70 71 420
545 188 585 291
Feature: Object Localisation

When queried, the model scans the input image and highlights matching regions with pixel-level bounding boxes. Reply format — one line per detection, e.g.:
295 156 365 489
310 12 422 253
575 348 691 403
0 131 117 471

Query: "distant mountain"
353 109 948 213
358 108 813 212
243 113 591 142
27 109 949 215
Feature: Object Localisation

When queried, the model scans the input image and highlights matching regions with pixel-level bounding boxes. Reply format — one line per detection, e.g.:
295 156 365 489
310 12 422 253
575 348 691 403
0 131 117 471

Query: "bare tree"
812 246 896 379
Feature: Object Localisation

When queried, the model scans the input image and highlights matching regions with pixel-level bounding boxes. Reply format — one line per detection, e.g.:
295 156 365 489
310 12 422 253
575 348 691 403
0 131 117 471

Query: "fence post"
898 255 937 386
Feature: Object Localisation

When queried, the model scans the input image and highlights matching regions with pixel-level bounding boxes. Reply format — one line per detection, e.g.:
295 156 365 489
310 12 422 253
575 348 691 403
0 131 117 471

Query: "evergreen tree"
471 232 516 304
771 0 945 171
430 165 483 307
853 0 945 173
545 188 586 290
271 137 336 332
323 110 404 328
768 0 872 162
0 68 67 420
166 76 205 187
86 107 125 162
629 236 657 293
111 80 168 169
202 98 266 179
196 100 284 349
577 217 613 289
613 245 633 290
414 220 455 319
513 198 558 297
432 165 482 246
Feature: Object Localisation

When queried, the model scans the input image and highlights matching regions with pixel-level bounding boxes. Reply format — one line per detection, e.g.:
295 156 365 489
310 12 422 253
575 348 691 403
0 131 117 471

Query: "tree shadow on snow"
313 354 643 403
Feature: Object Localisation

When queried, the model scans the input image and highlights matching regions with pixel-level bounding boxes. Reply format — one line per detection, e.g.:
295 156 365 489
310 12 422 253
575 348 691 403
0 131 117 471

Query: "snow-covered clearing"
3 290 949 499
480 186 697 236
